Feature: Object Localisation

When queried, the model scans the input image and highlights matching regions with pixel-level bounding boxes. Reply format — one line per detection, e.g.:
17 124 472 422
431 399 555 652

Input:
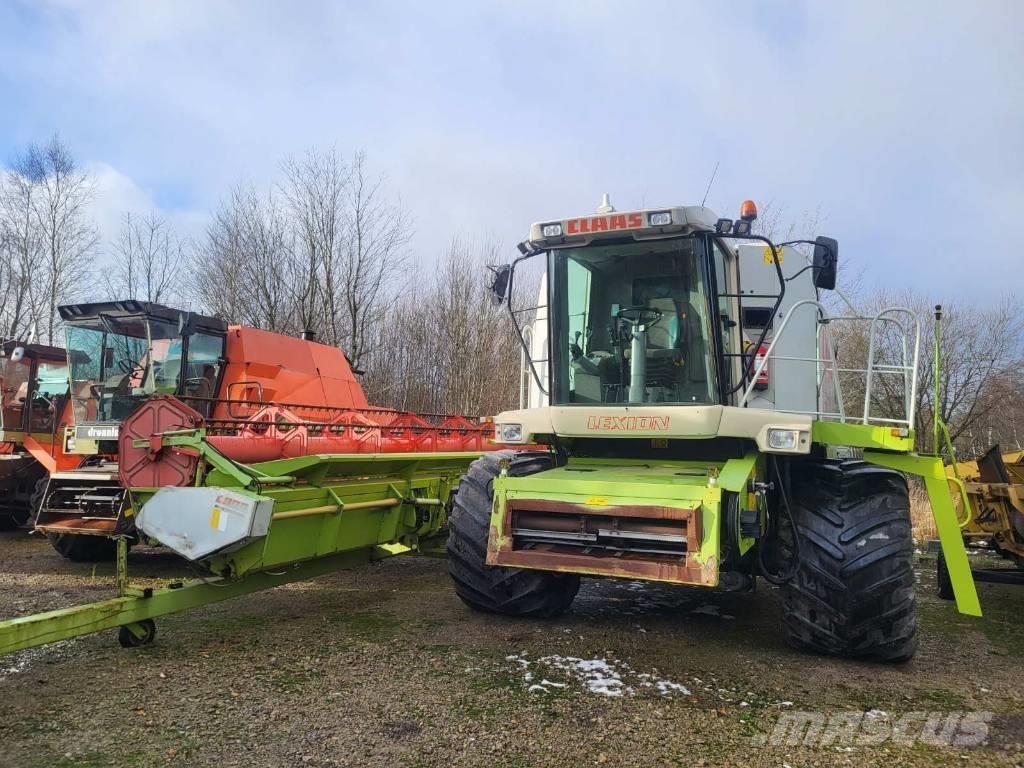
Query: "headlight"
496 423 524 443
541 223 563 237
648 211 672 226
767 428 799 450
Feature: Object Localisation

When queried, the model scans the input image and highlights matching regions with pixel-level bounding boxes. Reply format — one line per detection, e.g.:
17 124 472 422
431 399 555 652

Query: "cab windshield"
0 353 68 433
65 317 223 423
0 356 31 432
549 237 717 405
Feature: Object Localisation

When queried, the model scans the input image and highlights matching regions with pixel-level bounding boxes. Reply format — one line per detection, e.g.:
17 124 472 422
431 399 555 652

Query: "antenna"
701 161 720 207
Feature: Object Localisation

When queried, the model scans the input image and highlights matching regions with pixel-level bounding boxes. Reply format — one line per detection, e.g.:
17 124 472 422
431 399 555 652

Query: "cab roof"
528 204 720 250
58 301 227 335
0 339 66 362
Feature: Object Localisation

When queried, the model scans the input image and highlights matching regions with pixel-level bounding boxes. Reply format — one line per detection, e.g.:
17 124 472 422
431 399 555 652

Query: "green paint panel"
493 459 726 580
1 445 480 656
812 420 914 451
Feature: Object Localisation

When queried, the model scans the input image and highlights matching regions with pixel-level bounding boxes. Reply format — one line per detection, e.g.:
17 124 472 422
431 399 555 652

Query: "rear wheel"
447 450 580 617
780 459 918 662
48 533 118 562
0 475 43 530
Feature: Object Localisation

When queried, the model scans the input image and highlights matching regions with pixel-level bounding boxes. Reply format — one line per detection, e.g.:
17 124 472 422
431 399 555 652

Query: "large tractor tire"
48 533 117 562
0 474 44 530
780 459 918 662
447 450 580 617
0 511 22 531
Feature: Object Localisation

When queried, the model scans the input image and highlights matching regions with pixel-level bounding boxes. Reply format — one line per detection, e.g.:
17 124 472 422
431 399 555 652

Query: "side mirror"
489 264 512 305
9 346 25 363
812 236 838 290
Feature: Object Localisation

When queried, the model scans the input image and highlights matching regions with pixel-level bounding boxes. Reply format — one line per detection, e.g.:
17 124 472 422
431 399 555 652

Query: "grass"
910 482 938 541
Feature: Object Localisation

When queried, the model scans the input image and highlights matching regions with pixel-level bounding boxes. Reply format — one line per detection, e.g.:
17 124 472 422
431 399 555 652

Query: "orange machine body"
213 326 369 413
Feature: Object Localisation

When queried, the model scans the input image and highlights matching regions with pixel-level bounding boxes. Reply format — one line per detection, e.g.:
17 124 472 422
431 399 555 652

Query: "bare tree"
191 184 300 332
279 149 343 341
11 135 99 343
334 152 411 369
107 212 183 304
0 167 45 340
362 237 528 417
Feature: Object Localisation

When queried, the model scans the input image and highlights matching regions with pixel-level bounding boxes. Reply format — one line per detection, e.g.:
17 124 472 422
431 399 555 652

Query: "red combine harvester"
34 301 501 560
0 340 76 529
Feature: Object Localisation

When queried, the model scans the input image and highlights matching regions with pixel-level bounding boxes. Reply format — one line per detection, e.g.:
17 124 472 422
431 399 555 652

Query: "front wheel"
447 450 580 617
780 459 918 662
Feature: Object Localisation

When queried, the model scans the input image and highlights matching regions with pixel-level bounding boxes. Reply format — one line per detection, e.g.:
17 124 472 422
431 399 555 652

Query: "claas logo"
566 212 644 235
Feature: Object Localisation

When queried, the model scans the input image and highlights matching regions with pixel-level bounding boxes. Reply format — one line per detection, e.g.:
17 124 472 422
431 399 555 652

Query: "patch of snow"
1 638 81 678
507 654 689 698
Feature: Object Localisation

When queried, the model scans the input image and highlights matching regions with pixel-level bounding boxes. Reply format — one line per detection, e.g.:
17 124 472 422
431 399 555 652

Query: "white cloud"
86 162 207 254
2 0 1021 298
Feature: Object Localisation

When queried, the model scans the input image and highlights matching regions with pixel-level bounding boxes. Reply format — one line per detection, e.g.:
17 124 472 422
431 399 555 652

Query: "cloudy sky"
1 0 1021 300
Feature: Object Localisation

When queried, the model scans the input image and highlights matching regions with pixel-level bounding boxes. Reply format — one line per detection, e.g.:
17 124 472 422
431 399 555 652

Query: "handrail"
520 325 533 410
739 301 921 430
863 307 920 429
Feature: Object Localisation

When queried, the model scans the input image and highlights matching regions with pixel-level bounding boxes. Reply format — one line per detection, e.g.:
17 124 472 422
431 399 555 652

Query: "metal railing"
739 301 921 429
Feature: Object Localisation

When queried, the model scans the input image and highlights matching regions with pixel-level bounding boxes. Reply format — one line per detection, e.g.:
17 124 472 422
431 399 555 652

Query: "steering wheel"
616 306 663 328
117 359 144 378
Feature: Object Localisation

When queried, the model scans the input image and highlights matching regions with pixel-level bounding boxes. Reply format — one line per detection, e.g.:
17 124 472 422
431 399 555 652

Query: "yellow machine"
938 447 1024 597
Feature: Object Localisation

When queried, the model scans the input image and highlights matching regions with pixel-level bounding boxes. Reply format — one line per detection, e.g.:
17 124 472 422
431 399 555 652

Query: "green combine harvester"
446 196 979 662
0 196 980 662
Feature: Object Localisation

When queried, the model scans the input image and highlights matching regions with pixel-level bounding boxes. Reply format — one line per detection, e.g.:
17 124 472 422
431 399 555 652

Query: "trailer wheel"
447 450 580 617
48 533 118 562
780 459 918 662
118 619 156 648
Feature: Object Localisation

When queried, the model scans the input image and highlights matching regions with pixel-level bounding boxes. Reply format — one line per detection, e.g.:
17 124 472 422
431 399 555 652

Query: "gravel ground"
1 530 1023 768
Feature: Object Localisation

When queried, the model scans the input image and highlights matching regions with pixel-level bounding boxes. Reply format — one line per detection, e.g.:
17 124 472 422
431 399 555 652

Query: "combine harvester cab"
0 339 75 529
445 195 982 661
34 301 497 560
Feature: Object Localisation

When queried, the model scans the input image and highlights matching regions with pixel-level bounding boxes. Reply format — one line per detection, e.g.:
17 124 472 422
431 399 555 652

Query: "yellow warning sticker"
585 496 609 506
210 506 221 530
763 246 784 264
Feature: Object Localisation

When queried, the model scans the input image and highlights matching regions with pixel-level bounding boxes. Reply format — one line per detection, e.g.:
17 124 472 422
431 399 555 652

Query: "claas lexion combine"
0 197 981 662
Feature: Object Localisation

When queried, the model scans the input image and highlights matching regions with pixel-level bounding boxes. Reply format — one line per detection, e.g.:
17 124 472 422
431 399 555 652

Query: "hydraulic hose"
757 456 802 586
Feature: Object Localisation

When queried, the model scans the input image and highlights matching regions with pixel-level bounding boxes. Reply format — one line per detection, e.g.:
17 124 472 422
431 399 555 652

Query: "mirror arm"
503 247 549 399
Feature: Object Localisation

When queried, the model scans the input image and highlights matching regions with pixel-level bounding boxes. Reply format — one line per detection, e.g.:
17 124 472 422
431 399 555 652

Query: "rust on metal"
488 498 711 585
